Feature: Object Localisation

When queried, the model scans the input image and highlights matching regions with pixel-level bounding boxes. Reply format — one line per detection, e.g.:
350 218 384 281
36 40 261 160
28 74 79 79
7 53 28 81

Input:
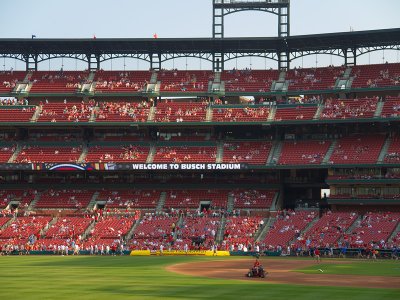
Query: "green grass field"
0 256 399 300
295 260 400 277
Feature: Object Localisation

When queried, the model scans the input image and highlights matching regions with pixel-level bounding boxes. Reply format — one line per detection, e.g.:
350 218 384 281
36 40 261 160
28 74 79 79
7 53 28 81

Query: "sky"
0 0 399 70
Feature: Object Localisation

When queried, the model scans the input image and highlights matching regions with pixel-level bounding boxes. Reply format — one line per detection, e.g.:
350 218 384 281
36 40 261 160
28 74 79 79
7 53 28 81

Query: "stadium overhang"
0 28 399 70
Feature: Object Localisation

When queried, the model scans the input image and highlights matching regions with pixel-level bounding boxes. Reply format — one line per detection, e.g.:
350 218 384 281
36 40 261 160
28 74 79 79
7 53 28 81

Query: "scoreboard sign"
106 163 247 171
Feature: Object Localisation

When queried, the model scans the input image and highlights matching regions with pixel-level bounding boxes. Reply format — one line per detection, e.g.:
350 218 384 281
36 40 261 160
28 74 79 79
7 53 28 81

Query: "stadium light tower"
212 0 290 71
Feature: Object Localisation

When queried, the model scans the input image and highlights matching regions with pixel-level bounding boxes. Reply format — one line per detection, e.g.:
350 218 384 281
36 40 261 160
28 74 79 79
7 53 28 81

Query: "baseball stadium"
0 0 399 299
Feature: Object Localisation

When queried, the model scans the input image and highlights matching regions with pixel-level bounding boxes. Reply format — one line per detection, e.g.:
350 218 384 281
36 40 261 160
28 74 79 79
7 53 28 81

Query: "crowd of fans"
321 97 378 119
39 100 96 122
95 71 147 91
95 101 150 122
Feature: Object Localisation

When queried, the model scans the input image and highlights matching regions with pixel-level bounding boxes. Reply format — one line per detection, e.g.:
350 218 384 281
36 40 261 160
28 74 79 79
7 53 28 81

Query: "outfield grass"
0 256 398 300
295 259 400 277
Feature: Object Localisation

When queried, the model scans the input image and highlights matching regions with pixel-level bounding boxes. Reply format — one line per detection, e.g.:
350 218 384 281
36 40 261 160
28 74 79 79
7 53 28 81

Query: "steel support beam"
212 0 291 71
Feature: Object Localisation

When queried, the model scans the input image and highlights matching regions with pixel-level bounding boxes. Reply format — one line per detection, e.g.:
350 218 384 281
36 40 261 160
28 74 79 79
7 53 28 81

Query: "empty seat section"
230 190 276 209
286 66 344 91
0 71 26 92
35 190 94 209
153 146 216 163
346 212 400 247
0 144 16 162
221 69 278 92
278 140 331 165
97 190 161 209
351 63 400 88
303 212 358 247
222 141 272 164
44 217 92 239
0 190 25 209
274 105 317 121
329 134 385 164
159 70 212 92
163 190 228 209
0 108 35 122
381 97 400 118
29 71 89 93
0 217 11 228
84 144 149 163
263 211 317 248
15 145 82 163
385 135 400 163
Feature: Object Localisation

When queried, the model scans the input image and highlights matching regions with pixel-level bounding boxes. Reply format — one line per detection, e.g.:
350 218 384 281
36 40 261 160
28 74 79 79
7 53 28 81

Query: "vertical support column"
150 53 161 71
213 52 224 72
344 48 356 66
213 0 224 39
213 0 224 72
25 54 38 71
87 54 100 71
278 5 290 38
278 5 290 71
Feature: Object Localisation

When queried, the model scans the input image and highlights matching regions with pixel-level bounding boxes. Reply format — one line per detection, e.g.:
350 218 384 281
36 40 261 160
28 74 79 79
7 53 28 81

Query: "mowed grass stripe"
295 260 400 277
0 256 399 300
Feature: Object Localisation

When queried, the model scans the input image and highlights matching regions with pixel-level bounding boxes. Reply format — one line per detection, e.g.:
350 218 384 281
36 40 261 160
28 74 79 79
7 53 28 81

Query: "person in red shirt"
314 248 321 263
253 258 261 275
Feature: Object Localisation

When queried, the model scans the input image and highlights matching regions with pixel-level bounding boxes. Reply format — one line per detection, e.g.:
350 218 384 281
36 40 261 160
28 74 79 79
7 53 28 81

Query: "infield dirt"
167 258 399 289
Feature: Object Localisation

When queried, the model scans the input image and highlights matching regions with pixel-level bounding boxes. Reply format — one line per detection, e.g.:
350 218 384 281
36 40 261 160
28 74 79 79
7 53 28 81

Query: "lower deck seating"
346 212 400 247
90 216 135 239
0 217 10 228
0 216 52 240
132 215 177 249
223 216 263 248
175 216 220 249
263 211 317 248
44 217 92 239
303 212 358 247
